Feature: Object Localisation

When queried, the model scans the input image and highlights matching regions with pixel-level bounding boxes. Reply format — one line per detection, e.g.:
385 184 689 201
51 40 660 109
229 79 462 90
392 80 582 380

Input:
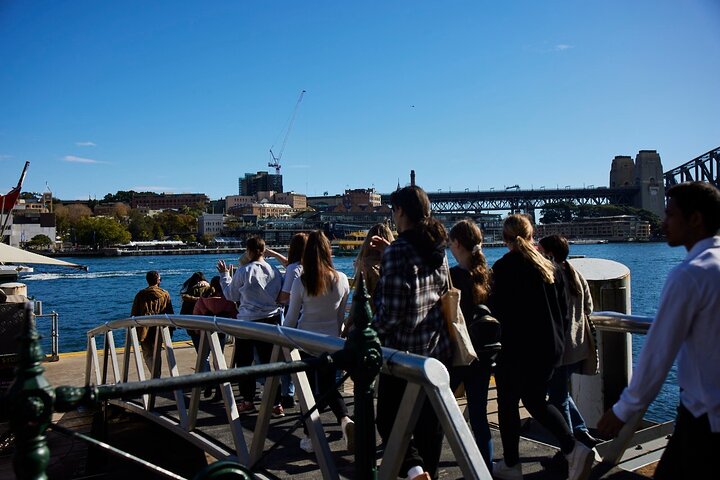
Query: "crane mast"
269 89 306 175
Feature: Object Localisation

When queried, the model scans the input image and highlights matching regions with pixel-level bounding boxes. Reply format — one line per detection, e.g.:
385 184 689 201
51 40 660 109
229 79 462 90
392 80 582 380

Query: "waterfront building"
306 194 343 212
198 213 227 237
130 192 210 210
238 171 283 195
241 201 294 218
225 195 255 214
273 191 307 209
1 198 57 248
536 215 651 242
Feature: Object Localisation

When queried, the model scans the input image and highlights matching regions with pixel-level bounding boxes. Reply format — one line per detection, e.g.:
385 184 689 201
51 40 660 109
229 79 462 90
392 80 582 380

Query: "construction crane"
269 89 306 175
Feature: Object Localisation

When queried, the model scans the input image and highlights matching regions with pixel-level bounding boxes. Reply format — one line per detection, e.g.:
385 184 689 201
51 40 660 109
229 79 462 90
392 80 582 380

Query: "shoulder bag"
441 261 478 366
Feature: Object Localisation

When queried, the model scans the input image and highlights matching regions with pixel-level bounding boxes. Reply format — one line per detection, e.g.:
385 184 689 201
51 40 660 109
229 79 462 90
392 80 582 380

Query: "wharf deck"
1 343 658 479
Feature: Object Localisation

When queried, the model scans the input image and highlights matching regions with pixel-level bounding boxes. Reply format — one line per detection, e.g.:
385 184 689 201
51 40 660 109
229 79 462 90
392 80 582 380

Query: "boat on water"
331 230 368 256
569 238 610 245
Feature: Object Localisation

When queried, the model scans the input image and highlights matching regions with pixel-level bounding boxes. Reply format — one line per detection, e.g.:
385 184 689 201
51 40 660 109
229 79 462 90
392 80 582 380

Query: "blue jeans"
547 361 589 433
450 358 494 472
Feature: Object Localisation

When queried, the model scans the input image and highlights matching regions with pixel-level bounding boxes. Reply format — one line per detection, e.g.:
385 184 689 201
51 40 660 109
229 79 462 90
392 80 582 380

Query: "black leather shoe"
575 429 601 448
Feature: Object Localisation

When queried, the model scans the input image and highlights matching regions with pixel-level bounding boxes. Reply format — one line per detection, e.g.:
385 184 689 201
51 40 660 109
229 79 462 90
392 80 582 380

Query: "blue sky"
1 1 719 201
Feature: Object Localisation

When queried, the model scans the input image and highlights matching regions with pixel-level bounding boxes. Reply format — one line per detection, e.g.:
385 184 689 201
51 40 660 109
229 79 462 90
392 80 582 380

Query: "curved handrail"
85 315 490 480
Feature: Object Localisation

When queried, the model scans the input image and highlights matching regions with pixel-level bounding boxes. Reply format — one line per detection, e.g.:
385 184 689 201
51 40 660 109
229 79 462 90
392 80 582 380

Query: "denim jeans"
547 361 589 433
450 358 494 472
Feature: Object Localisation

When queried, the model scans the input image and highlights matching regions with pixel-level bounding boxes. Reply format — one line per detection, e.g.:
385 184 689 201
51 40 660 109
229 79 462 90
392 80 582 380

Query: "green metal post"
334 274 382 480
5 303 55 479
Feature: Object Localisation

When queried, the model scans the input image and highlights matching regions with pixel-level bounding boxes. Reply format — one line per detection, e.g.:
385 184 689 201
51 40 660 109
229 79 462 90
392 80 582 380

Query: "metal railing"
2 301 668 480
83 313 490 480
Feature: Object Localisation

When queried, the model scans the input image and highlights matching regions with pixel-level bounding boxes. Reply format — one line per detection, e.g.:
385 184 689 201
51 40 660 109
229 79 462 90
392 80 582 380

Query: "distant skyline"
1 1 719 200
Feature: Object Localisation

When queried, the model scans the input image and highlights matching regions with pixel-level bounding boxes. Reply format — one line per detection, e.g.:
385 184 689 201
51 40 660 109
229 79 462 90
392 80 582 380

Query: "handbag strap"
444 255 454 290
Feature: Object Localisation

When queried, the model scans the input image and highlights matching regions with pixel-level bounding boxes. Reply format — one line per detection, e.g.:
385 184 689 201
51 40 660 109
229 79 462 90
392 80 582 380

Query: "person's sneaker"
492 459 523 480
271 404 285 418
299 435 314 453
574 429 601 449
342 419 355 453
565 440 593 480
237 401 256 414
281 395 296 409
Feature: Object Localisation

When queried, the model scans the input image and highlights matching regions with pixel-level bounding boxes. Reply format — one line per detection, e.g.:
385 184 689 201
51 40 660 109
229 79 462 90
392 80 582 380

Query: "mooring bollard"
333 274 382 480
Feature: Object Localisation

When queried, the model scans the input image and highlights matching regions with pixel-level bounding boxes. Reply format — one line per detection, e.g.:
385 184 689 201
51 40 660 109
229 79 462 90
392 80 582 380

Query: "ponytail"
503 214 555 284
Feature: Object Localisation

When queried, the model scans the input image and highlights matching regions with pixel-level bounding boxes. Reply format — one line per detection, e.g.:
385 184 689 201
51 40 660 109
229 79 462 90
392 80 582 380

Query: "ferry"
331 230 368 256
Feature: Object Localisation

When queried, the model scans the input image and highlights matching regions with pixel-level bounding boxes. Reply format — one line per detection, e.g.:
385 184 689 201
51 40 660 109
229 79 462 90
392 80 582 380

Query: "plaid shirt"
372 235 452 364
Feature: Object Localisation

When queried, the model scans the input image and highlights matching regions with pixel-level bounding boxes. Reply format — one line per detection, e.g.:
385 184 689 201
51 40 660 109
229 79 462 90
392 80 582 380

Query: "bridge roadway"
381 187 639 214
17 342 657 480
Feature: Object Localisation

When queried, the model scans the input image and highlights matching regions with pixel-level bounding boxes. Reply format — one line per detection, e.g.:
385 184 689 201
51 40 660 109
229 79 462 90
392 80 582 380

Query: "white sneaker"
492 459 523 480
565 440 593 480
299 435 314 453
342 419 355 453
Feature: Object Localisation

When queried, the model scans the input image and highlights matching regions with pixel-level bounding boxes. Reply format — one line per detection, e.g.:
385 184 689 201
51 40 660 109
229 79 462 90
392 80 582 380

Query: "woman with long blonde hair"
283 230 354 454
489 214 594 480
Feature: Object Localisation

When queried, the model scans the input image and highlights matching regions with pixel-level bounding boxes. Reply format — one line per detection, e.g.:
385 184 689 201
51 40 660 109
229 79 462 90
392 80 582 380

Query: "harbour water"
21 242 683 424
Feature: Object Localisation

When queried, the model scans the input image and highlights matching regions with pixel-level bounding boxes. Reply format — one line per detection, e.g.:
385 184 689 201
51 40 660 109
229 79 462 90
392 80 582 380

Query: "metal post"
570 258 632 425
333 275 383 480
5 302 55 479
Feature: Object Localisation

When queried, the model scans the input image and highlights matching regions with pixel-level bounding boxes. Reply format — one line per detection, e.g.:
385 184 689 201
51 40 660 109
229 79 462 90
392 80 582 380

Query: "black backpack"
467 304 502 358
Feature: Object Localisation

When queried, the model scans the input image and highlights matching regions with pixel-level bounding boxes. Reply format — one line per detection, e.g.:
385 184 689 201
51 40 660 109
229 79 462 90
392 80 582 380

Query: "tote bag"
441 263 478 366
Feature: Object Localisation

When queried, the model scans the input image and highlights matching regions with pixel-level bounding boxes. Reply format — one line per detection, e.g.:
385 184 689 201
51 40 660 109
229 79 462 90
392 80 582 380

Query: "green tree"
26 234 52 249
75 216 131 248
540 202 576 224
128 209 155 240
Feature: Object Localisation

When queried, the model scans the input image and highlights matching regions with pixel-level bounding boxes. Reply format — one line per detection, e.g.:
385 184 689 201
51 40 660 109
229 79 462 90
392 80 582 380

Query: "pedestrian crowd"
130 181 720 480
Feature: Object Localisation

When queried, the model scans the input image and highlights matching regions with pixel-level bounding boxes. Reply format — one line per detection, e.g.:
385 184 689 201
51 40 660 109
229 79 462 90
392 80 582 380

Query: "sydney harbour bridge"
381 146 719 215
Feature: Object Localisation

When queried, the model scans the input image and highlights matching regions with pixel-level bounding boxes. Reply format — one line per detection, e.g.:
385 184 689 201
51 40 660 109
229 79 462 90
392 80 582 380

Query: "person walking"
283 230 354 453
131 270 174 374
447 219 494 472
598 182 720 479
371 185 450 480
489 214 593 480
539 235 600 447
217 236 284 415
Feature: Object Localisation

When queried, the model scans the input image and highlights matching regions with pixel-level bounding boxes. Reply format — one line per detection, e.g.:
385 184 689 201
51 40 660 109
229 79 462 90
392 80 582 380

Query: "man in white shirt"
598 181 720 479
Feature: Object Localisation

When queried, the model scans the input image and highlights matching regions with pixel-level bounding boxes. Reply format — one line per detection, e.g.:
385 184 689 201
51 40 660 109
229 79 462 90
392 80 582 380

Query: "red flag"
1 161 29 216
0 185 21 214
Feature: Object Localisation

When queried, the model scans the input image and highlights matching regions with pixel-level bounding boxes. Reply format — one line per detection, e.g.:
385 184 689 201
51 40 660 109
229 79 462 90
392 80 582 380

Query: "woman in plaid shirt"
371 185 450 480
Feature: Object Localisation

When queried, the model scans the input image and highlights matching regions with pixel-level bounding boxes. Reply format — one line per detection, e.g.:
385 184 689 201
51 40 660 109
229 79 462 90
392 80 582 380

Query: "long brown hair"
449 219 490 303
502 214 555 284
301 230 338 296
539 234 580 297
287 232 308 264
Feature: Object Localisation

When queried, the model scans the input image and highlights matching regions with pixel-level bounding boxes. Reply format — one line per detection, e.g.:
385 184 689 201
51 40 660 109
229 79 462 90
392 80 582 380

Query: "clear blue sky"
1 1 718 201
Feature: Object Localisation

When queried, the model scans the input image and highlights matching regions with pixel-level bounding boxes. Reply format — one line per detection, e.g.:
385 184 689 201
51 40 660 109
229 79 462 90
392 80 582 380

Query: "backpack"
467 304 502 358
